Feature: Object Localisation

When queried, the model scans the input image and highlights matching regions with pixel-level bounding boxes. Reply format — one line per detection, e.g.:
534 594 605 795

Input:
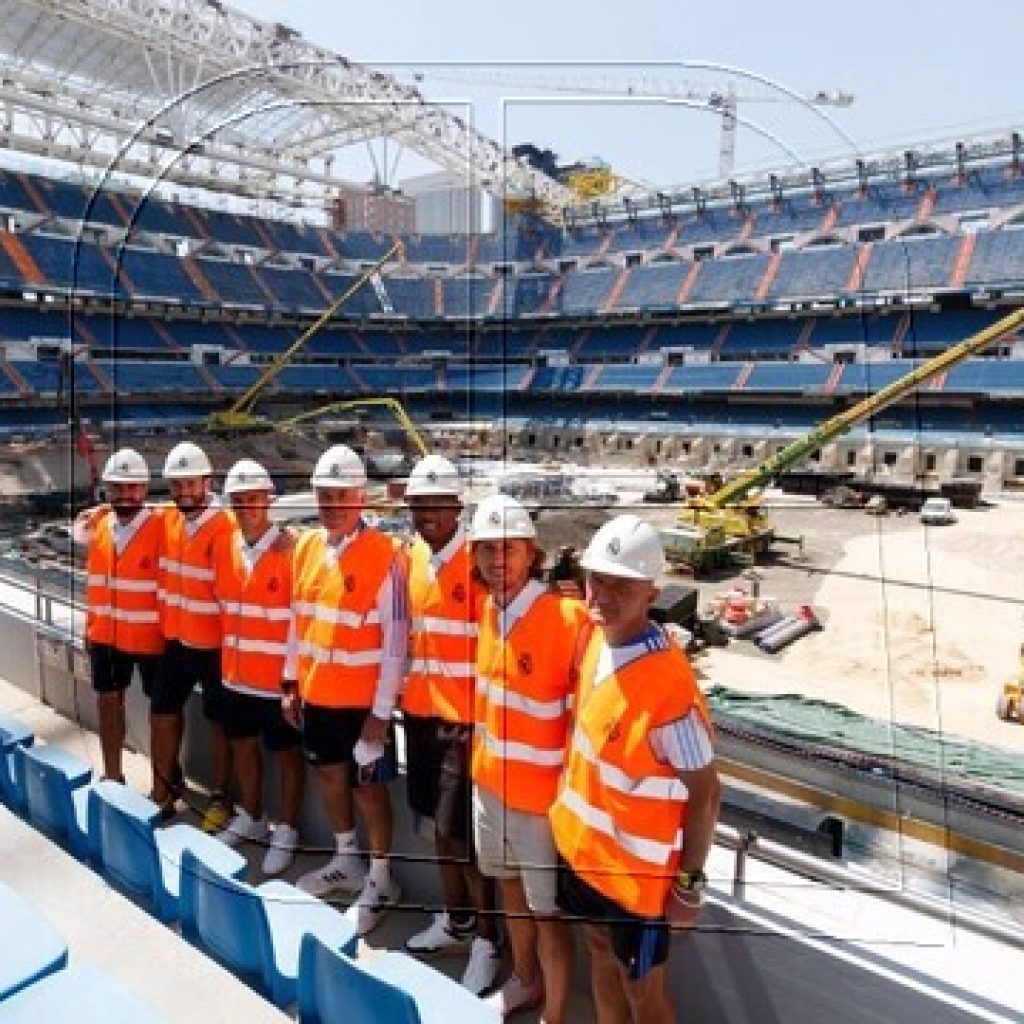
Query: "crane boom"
706 305 1024 509
206 240 402 432
279 396 429 457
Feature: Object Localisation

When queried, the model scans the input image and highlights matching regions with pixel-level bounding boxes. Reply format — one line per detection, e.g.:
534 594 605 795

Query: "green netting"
707 686 1024 795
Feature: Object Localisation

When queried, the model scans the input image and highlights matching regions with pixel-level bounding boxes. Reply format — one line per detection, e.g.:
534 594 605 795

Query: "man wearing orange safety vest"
150 441 236 825
400 455 501 996
214 459 304 876
550 515 721 1024
80 448 164 784
469 493 590 1024
284 444 408 937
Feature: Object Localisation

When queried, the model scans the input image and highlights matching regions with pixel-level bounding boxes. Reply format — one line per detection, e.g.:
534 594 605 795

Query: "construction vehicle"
643 469 682 504
678 305 1024 561
997 648 1024 723
206 241 402 433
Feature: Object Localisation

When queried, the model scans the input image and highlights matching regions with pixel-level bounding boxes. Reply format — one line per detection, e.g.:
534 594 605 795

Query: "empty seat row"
0 713 495 1021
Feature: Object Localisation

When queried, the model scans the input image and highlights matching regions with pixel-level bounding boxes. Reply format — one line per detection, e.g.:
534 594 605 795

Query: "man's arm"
667 762 721 928
362 556 410 742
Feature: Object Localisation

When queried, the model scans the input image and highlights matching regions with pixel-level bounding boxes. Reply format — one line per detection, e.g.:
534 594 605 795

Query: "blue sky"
233 0 1024 190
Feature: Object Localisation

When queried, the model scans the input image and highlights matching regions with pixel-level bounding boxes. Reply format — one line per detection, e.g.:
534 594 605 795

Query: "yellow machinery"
278 395 429 458
206 241 402 433
678 305 1024 552
997 646 1024 723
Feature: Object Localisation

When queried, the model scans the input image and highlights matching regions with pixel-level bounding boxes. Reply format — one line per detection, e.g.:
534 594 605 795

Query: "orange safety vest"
402 536 484 724
159 503 236 650
549 629 713 917
471 586 589 815
218 529 293 697
85 508 164 656
293 526 399 709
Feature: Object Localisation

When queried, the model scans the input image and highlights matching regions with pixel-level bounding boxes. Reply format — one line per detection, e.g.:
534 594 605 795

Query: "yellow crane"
278 395 429 457
206 240 403 433
678 305 1024 549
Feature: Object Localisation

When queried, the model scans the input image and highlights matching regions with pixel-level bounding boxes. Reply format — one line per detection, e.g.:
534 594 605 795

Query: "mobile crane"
676 305 1024 555
205 240 402 433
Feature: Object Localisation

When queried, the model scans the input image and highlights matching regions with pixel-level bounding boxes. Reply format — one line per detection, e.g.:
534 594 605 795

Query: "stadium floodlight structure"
0 0 575 216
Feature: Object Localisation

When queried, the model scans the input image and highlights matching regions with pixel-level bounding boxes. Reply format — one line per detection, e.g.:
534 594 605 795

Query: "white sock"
368 857 390 886
335 830 358 856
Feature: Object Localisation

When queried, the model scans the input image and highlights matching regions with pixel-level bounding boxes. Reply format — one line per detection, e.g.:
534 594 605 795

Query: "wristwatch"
676 868 707 893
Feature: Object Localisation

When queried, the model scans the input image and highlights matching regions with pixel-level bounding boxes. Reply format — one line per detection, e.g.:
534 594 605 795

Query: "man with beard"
401 454 501 995
80 448 165 784
149 441 236 825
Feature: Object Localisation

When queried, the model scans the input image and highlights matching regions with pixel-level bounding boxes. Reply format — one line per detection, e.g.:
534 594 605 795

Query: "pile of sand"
705 504 1024 755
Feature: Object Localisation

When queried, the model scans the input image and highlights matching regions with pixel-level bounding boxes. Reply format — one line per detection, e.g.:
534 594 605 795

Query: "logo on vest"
267 577 280 593
606 721 622 743
344 574 356 593
140 557 151 571
518 652 533 675
452 582 466 604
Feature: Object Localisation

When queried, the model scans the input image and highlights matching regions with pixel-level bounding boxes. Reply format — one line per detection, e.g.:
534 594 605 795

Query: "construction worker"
401 455 501 995
550 515 721 1024
79 448 164 783
285 444 408 936
469 493 590 1024
215 459 304 875
149 441 235 826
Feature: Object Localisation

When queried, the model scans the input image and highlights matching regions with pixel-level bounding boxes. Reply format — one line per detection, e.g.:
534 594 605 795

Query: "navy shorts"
557 860 670 980
403 714 472 846
89 643 161 696
149 640 224 722
221 688 300 751
302 705 397 784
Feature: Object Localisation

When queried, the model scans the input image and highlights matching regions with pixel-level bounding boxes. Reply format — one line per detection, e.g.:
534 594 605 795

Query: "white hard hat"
469 493 536 542
311 444 367 489
405 454 461 498
224 459 274 495
101 447 149 485
162 441 212 480
580 514 665 582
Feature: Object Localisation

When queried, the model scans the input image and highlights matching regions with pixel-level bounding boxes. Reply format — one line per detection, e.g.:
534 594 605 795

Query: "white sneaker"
461 936 502 996
296 854 366 898
216 809 270 847
405 912 474 957
483 972 543 1017
353 874 401 936
261 823 299 876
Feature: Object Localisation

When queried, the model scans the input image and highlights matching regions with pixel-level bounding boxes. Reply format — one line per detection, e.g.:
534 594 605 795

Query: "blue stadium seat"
13 743 94 860
744 362 832 392
590 365 661 392
964 229 1024 288
297 936 500 1024
0 714 34 811
768 246 856 300
662 364 742 392
0 881 68 1000
89 780 247 922
861 235 960 293
558 266 617 314
179 849 357 1008
686 253 771 306
0 965 159 1023
613 262 687 311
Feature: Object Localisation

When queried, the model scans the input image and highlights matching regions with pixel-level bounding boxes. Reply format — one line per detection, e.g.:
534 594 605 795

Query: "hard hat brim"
579 553 658 581
312 476 366 490
406 483 461 499
102 474 149 484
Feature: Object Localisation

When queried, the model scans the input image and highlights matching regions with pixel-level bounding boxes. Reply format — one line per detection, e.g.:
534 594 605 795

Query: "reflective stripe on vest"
219 536 292 697
85 508 164 655
160 505 235 649
402 538 483 724
549 634 712 917
470 590 588 815
293 527 397 709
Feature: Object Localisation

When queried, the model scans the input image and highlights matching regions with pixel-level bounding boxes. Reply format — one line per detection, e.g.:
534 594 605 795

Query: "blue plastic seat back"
88 782 162 903
0 714 33 749
0 717 34 811
297 934 421 1024
16 744 91 843
0 881 68 1001
179 849 269 987
0 965 160 1023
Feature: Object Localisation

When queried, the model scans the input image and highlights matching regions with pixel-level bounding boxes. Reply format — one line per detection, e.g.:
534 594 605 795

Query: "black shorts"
302 705 397 784
89 643 161 696
557 861 670 981
149 640 224 721
404 714 472 845
221 688 301 751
